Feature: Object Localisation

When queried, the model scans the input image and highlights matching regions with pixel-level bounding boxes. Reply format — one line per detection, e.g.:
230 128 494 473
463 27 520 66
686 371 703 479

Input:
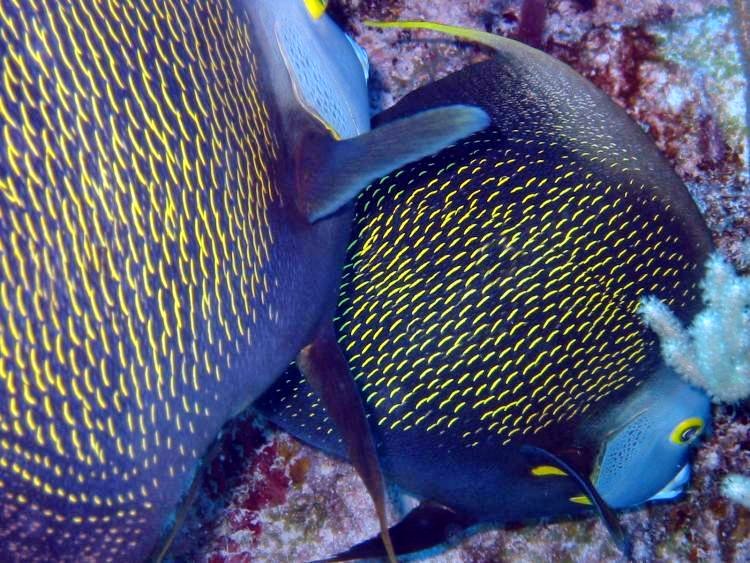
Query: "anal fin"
311 500 476 562
297 322 396 562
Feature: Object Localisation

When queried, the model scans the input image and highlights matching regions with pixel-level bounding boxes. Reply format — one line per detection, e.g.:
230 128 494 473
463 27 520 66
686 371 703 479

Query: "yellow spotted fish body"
0 0 370 560
259 40 713 537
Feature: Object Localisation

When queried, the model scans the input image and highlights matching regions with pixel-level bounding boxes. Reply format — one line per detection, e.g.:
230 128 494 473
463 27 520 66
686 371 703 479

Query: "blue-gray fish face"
592 367 711 509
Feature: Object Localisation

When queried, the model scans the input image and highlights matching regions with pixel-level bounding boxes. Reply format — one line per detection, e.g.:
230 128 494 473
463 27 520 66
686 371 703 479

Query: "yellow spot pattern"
0 0 280 559
330 124 702 447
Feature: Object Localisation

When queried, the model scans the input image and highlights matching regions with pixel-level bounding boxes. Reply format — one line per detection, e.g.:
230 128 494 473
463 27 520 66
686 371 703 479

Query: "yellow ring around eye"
669 417 705 445
304 0 328 20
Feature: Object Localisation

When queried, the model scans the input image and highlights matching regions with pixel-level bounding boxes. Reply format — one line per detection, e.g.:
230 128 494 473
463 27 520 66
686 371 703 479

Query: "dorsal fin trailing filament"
365 19 516 51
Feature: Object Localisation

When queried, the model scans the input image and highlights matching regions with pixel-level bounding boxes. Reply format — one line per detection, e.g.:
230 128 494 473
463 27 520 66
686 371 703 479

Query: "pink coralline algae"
168 1 750 561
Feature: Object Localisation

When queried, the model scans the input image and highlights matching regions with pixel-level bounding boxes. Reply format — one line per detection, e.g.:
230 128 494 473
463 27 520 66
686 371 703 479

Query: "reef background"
167 1 750 561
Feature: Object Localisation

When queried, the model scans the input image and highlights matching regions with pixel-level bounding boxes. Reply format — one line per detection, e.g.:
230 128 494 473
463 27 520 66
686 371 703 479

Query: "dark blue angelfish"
256 22 713 560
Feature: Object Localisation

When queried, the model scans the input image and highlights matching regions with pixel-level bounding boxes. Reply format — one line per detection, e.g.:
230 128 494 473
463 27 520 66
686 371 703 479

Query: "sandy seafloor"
167 1 750 561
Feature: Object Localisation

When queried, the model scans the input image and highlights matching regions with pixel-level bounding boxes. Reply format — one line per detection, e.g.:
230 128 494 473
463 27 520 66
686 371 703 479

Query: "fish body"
259 34 713 554
0 2 490 560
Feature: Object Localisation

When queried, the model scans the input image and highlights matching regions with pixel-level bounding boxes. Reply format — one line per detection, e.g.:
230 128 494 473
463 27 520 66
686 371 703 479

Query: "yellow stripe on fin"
364 19 517 52
570 495 593 506
531 465 567 477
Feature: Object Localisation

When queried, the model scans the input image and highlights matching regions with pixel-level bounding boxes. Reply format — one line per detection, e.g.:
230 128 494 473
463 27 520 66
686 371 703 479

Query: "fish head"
250 0 370 140
591 365 711 509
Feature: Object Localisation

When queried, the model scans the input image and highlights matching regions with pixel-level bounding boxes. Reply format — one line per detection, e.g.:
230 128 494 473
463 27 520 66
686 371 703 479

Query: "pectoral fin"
297 322 396 563
311 501 476 562
520 445 632 558
298 105 490 222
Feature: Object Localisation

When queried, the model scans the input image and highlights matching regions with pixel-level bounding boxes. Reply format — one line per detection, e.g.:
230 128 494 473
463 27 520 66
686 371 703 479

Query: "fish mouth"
647 463 691 502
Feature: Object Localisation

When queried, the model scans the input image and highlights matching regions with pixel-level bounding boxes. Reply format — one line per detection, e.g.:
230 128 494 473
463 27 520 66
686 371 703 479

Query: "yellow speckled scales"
0 0 283 558
339 152 691 442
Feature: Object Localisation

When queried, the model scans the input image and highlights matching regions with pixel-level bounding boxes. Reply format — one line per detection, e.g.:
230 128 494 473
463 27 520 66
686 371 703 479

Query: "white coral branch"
639 252 750 404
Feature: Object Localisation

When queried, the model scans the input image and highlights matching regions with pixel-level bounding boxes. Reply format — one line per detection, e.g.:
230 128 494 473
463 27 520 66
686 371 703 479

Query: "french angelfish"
256 22 714 560
0 2 489 560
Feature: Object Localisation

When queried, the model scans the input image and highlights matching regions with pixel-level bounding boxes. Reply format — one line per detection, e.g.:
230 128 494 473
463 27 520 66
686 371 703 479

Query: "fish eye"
669 417 705 445
303 0 328 20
